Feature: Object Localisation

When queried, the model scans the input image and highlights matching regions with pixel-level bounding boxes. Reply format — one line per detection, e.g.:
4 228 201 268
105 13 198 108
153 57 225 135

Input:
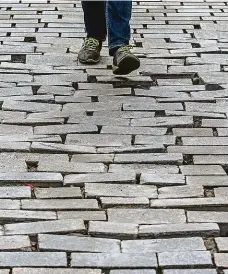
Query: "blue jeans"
82 1 132 55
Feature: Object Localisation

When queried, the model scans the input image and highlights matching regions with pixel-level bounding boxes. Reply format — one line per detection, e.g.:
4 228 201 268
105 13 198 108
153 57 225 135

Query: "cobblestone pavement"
0 0 228 273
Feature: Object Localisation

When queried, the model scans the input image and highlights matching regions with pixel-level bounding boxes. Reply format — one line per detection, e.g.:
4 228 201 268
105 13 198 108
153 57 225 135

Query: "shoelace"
118 45 133 54
82 38 99 51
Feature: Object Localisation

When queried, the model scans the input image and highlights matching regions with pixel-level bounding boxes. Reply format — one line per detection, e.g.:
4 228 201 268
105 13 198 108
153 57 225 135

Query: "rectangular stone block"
64 173 135 186
101 126 166 135
187 211 228 224
0 252 67 267
0 236 30 251
71 154 114 163
122 237 206 253
0 187 31 199
21 199 98 210
0 200 20 210
114 153 182 164
187 176 228 187
108 209 186 224
180 165 226 175
163 270 217 274
158 186 203 199
215 237 228 252
35 187 82 199
13 269 101 274
110 271 155 274
57 211 106 221
71 253 157 268
39 234 120 253
89 221 138 239
5 219 85 235
85 183 157 198
214 253 228 268
100 197 149 208
173 128 213 137
141 173 185 186
139 223 219 238
158 251 213 268
0 210 56 224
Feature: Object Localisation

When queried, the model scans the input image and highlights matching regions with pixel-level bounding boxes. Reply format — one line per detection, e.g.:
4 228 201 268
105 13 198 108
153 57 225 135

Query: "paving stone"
2 100 61 113
71 154 114 163
31 142 96 154
214 187 228 197
214 253 228 268
85 183 157 198
0 187 31 199
188 211 228 224
35 187 82 199
57 211 106 221
168 146 228 155
22 199 98 210
135 135 176 145
139 223 219 238
89 221 138 239
180 165 226 175
39 234 120 253
0 270 9 274
163 270 217 274
114 153 182 164
122 237 206 253
0 172 63 186
0 210 56 224
0 252 67 267
101 126 167 135
100 197 149 208
13 270 101 274
64 173 135 186
5 219 85 235
158 186 204 198
71 253 157 268
38 161 105 174
0 236 31 251
66 134 131 146
158 251 213 268
187 176 228 187
108 209 186 224
215 237 228 252
110 271 155 274
131 116 193 127
34 124 98 135
141 173 185 186
109 164 179 174
182 137 228 146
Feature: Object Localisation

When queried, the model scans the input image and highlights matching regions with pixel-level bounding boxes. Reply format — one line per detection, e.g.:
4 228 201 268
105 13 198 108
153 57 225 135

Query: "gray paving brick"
110 271 155 274
163 270 217 274
100 197 149 208
180 165 226 175
85 183 157 198
35 187 82 199
158 186 204 199
215 237 228 252
108 209 186 224
22 199 98 210
139 223 219 238
158 251 213 268
5 219 85 235
39 234 120 252
0 187 31 199
0 236 30 251
188 211 228 224
122 237 206 253
71 253 157 268
141 173 185 186
13 269 101 274
57 211 106 221
0 252 67 267
64 173 135 186
89 221 138 239
214 253 228 268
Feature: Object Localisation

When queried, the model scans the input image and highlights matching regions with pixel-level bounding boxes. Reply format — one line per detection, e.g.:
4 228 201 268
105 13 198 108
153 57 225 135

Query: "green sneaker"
78 38 101 64
112 46 140 75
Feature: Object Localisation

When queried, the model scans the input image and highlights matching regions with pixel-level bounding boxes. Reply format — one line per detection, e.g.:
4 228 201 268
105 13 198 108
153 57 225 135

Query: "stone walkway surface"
0 0 228 273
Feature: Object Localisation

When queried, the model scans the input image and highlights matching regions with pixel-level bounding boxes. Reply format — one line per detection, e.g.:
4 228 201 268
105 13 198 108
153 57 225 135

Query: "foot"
112 46 140 75
78 38 101 64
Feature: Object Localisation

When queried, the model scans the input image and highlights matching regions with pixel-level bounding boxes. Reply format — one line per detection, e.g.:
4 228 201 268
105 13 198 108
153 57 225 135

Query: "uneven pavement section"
0 0 228 273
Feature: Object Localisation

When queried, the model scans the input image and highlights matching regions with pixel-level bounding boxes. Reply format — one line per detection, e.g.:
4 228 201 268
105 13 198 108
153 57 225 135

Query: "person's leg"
107 1 132 56
82 1 107 42
79 1 106 64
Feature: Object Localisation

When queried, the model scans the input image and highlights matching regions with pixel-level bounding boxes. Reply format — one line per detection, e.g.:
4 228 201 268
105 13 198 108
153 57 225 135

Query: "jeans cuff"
109 43 128 56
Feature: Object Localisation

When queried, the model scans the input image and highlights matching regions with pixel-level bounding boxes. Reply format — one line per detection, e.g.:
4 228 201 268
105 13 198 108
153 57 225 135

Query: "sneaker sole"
78 57 100 64
112 55 140 75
